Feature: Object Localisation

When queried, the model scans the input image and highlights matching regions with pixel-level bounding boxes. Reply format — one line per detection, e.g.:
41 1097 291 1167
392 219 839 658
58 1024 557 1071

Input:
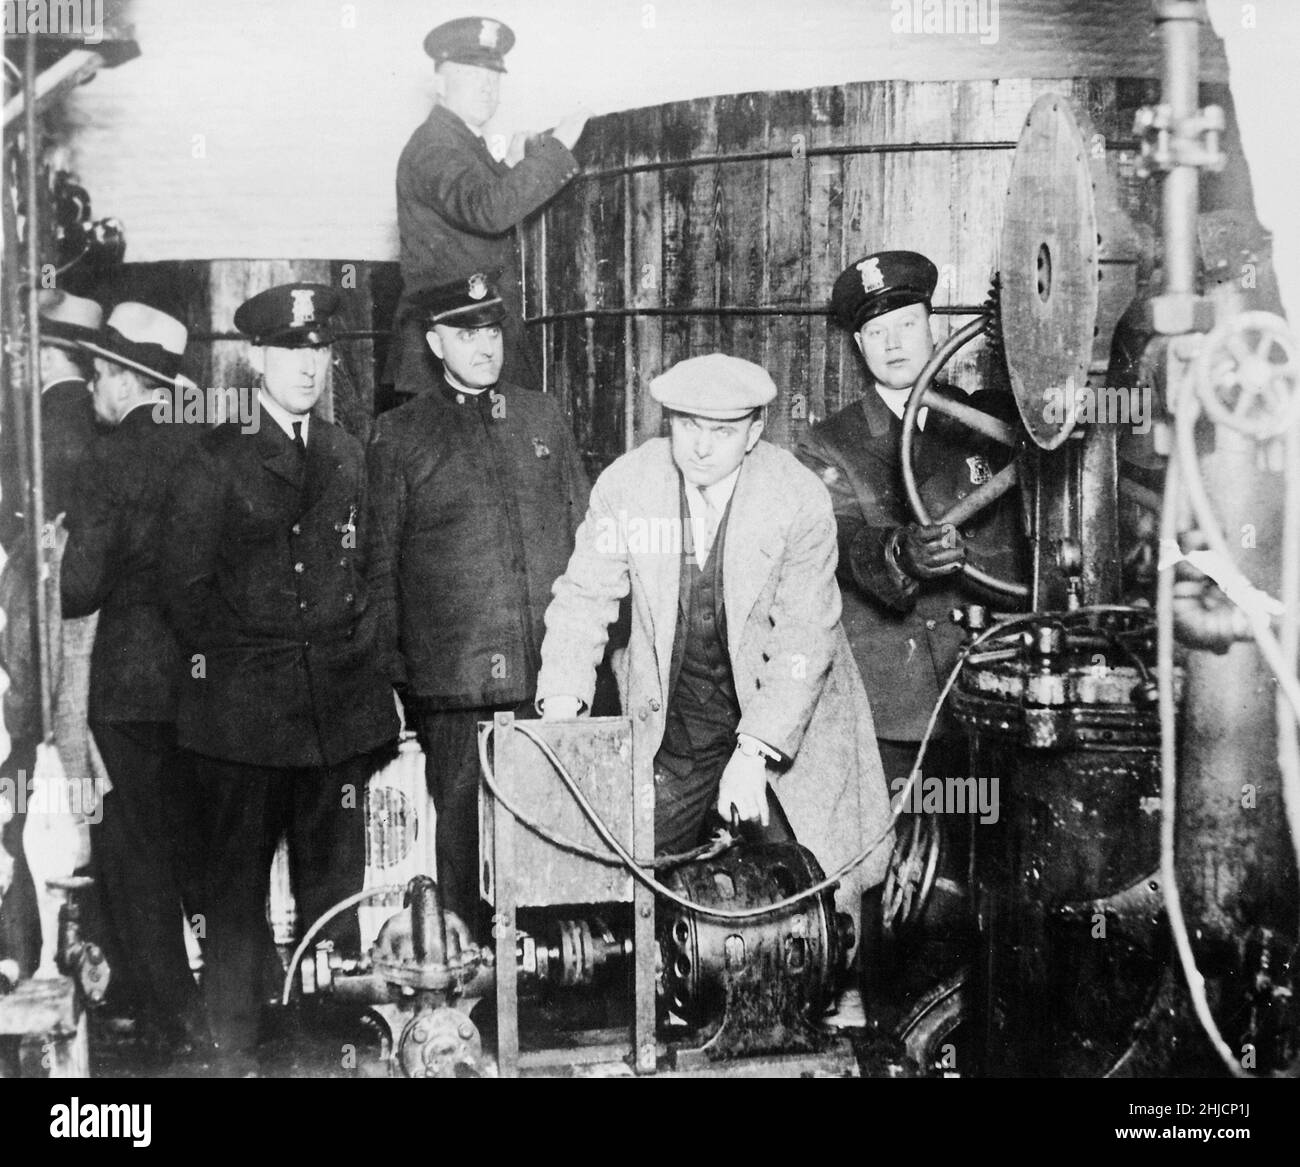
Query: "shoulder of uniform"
372 395 434 443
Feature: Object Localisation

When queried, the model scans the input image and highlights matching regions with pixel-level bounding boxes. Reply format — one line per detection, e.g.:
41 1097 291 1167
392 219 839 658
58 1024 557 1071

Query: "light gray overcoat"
537 437 895 927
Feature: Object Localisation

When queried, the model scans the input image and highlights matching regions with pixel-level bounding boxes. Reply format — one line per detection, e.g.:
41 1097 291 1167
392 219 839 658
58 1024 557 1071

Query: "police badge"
857 257 885 294
966 455 992 485
467 273 488 301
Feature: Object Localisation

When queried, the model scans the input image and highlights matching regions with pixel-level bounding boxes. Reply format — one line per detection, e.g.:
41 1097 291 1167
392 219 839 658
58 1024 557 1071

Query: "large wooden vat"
521 78 1165 472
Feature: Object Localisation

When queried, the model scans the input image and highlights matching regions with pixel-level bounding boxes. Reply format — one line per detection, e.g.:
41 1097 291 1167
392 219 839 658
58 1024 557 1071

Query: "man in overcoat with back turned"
161 283 399 1075
60 303 205 1056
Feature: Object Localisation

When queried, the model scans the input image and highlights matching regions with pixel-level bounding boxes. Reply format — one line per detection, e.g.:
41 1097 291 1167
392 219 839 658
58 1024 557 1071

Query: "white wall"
58 0 1232 263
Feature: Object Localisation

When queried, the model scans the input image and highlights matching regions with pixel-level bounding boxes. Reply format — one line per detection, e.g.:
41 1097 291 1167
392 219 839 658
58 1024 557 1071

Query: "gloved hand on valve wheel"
892 521 965 580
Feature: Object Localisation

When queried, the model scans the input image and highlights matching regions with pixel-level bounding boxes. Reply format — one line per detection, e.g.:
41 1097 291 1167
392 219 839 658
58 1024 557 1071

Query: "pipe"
1156 0 1202 299
23 30 52 742
577 139 1032 184
524 303 989 326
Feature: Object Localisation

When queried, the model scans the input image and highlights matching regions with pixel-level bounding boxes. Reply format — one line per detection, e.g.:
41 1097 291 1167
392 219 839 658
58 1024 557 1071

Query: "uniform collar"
257 391 311 443
874 384 928 430
438 377 497 408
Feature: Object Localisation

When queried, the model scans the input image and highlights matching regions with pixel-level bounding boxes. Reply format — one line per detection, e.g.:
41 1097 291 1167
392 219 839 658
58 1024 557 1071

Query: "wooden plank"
804 85 847 427
659 98 720 371
715 92 769 368
626 106 665 449
762 89 813 450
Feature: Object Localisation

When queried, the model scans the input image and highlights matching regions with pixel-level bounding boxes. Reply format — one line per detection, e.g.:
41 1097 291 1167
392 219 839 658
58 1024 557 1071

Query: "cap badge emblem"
467 273 488 300
857 257 885 294
290 289 316 328
479 20 500 48
966 455 992 486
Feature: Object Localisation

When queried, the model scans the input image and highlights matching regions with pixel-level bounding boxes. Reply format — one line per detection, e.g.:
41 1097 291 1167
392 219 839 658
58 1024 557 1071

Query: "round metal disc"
1000 95 1102 450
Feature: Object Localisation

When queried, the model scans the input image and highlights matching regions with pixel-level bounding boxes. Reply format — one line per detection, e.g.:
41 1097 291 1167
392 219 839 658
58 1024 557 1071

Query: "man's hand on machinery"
893 521 966 580
541 694 582 720
552 108 593 150
717 749 770 828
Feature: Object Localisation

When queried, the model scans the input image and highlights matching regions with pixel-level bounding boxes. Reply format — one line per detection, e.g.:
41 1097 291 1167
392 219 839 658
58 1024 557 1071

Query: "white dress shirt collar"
258 391 310 444
874 384 928 430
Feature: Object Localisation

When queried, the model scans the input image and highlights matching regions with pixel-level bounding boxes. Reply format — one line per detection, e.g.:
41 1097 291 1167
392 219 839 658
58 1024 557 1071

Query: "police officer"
160 283 399 1074
368 273 590 933
390 15 588 395
796 251 1028 790
60 303 206 1056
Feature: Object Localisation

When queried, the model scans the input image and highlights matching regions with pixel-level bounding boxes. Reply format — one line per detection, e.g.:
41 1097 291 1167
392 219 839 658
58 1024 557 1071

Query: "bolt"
412 1025 429 1043
459 1023 474 1040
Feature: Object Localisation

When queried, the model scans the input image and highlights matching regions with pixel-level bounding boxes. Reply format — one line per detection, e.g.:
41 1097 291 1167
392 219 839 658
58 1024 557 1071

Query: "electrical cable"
474 722 737 871
281 883 404 1007
478 608 1137 922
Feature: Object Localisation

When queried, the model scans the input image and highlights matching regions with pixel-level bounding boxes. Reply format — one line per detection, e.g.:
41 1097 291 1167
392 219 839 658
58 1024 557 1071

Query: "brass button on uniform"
344 593 354 604
299 600 308 611
294 562 304 574
291 523 301 536
925 619 937 630
649 698 661 712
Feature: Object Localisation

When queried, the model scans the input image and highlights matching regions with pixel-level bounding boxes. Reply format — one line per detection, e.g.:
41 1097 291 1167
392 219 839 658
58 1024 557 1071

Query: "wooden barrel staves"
521 78 1159 472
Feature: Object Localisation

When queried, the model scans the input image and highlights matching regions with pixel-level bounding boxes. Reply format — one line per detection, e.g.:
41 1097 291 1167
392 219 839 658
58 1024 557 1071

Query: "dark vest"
654 478 740 782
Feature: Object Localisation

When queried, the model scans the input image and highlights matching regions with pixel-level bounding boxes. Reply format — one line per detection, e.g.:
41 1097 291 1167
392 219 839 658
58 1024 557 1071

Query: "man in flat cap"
368 272 589 934
796 250 1027 802
2 291 102 548
160 283 399 1074
537 354 893 938
389 15 589 396
59 302 208 1057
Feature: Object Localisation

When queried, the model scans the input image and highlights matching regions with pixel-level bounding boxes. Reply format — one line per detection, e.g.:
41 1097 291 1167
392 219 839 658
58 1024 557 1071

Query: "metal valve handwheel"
1192 310 1300 440
900 314 1029 600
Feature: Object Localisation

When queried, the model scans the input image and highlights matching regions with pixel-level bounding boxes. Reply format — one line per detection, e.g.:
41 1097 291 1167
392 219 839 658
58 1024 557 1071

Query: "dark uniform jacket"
60 406 202 723
393 104 579 389
160 416 399 767
368 380 589 708
796 383 1027 741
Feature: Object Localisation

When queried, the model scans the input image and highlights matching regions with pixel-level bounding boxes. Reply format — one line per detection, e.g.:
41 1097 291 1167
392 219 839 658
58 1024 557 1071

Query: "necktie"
292 421 306 456
700 491 722 564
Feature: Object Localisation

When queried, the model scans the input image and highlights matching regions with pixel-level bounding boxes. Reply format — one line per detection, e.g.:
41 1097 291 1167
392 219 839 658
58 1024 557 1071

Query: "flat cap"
234 283 339 348
37 290 103 344
412 272 506 330
830 250 938 333
650 354 776 419
99 302 188 384
424 16 514 72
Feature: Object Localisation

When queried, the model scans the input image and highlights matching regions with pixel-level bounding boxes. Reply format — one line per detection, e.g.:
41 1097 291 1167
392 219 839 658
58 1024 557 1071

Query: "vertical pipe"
1156 0 1201 299
23 30 52 742
622 171 635 453
539 214 549 399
